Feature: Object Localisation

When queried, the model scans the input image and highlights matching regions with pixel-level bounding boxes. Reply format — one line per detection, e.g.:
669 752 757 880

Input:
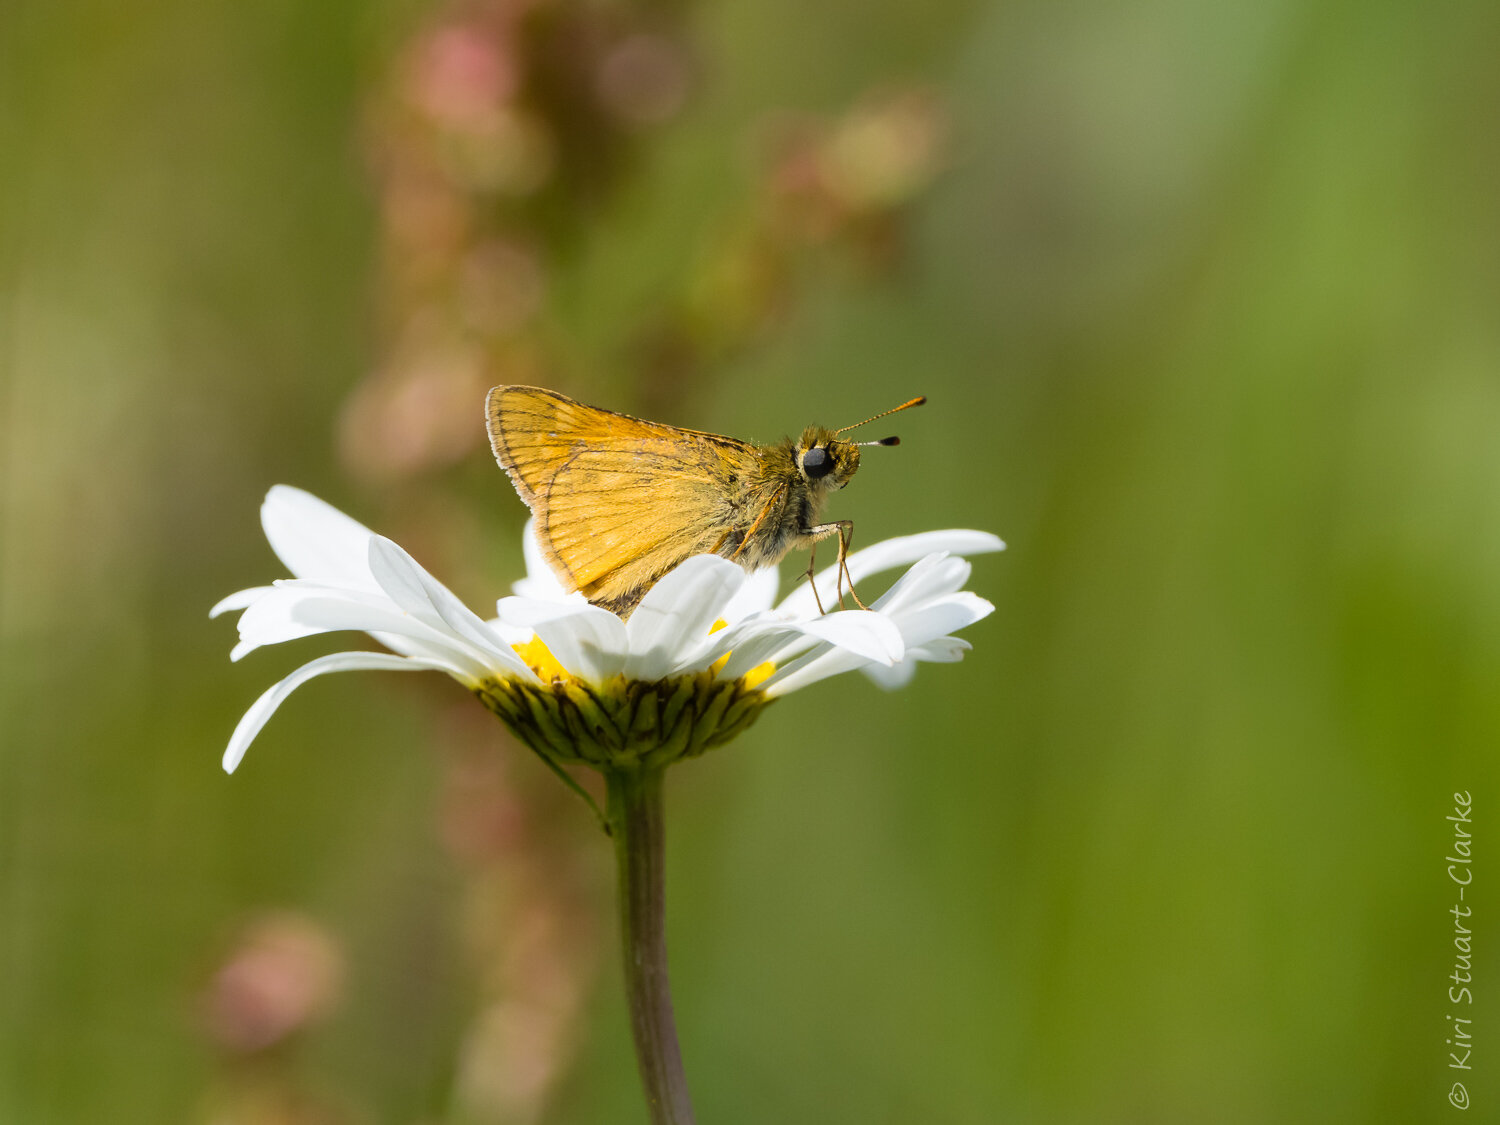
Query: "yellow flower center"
514 634 570 682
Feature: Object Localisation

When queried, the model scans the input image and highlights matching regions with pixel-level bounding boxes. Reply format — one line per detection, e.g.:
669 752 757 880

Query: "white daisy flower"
214 486 1003 783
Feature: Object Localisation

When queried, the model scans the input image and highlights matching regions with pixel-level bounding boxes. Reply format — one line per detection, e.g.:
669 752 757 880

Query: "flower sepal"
475 667 772 773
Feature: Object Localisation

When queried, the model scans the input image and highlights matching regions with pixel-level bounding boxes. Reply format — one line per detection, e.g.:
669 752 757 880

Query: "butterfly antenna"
837 395 926 446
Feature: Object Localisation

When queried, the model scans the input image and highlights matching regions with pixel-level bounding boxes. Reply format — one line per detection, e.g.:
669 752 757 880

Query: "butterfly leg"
803 539 826 615
804 520 864 612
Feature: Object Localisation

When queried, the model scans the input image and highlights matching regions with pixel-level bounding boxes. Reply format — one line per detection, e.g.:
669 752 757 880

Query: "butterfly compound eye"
801 445 834 480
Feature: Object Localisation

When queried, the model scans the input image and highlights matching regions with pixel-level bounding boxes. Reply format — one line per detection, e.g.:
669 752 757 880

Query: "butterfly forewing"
486 386 753 605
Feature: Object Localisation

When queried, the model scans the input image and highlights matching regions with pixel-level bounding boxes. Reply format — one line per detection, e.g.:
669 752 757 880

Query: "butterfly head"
794 393 924 491
795 427 862 491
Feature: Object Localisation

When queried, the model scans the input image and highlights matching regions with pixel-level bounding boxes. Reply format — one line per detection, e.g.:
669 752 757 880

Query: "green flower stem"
607 765 696 1125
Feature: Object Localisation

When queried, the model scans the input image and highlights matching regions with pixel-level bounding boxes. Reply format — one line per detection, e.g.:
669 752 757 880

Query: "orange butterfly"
486 385 923 618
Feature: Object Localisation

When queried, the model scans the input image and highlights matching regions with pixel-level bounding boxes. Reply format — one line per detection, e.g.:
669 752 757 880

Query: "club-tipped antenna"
835 395 926 436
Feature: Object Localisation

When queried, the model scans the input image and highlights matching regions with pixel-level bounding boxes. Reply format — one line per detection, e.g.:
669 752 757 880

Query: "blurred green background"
3 0 1498 1120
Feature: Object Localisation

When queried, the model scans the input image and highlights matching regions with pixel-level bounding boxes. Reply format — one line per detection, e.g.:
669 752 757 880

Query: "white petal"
210 586 274 619
751 610 922 694
859 637 972 691
367 537 531 677
694 606 904 682
709 626 819 681
367 630 510 680
529 607 629 682
510 518 575 602
847 529 1006 574
222 651 454 773
235 587 492 681
795 610 904 666
261 486 382 590
860 659 919 691
779 529 1004 619
624 556 744 682
760 645 875 697
233 583 359 646
754 612 910 697
495 596 602 631
484 615 535 647
889 593 994 649
908 636 974 663
493 596 630 680
674 612 821 679
870 554 972 615
719 564 779 623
